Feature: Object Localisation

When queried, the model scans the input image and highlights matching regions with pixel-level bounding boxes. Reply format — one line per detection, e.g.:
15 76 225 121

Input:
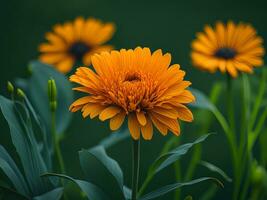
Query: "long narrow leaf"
0 96 50 195
139 177 223 200
33 188 63 200
153 134 213 173
200 161 232 182
0 145 29 196
79 146 125 199
42 173 109 200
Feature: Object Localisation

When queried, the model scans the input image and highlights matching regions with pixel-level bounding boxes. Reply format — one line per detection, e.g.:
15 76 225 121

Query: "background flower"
39 17 115 73
191 21 265 77
69 47 195 140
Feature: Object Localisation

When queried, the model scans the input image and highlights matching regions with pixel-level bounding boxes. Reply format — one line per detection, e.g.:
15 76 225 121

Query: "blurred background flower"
39 17 115 73
191 21 265 77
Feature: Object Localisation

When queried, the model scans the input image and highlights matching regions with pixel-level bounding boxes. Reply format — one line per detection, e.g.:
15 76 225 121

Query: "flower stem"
51 111 65 174
226 73 235 134
131 139 140 200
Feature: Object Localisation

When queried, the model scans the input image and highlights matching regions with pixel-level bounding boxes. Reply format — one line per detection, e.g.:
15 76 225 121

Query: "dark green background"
1 0 266 199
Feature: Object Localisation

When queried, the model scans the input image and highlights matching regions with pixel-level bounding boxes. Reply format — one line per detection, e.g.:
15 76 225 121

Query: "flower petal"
141 117 153 140
136 111 147 126
176 105 194 122
110 111 126 131
99 106 121 121
128 113 140 140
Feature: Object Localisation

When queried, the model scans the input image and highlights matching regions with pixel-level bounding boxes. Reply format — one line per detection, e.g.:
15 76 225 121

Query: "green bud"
251 161 267 189
48 79 57 111
17 88 26 99
7 81 14 93
184 196 193 200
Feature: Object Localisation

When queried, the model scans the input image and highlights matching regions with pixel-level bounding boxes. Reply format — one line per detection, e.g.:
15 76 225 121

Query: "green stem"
51 112 65 174
250 187 261 200
225 74 240 200
131 139 140 200
174 160 181 200
260 128 267 167
248 69 267 133
226 73 236 135
240 154 252 200
234 74 251 200
212 108 238 168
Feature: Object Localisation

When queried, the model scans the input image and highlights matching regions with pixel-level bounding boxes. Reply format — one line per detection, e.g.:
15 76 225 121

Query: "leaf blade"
42 173 109 200
79 146 125 199
139 177 223 200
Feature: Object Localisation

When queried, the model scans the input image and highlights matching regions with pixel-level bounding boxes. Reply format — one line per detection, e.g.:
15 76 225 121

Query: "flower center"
124 73 141 82
69 42 90 60
214 47 236 59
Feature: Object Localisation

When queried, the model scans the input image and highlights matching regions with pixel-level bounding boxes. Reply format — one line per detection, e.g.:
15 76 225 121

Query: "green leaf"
99 128 129 148
24 95 53 171
189 88 216 112
33 188 63 200
123 186 131 200
0 145 29 196
152 134 213 174
200 161 232 182
20 61 73 135
42 173 109 200
79 146 125 199
0 96 50 195
139 177 223 200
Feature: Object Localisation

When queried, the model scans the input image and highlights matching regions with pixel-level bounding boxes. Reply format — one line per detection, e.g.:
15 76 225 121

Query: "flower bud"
251 161 267 189
48 79 57 111
7 81 14 94
17 88 26 99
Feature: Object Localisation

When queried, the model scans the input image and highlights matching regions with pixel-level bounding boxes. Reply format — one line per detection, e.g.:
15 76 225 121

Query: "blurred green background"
1 0 267 199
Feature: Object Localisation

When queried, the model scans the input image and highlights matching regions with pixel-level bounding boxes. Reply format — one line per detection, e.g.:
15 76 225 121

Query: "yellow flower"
69 47 195 140
39 17 115 73
191 21 265 77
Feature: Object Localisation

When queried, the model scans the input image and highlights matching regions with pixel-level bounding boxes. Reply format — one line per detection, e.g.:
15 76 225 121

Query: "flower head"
39 17 115 73
69 47 195 140
191 21 265 77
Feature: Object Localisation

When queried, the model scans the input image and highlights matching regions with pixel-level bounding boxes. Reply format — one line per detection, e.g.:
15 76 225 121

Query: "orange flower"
69 47 195 140
39 17 115 73
191 21 264 77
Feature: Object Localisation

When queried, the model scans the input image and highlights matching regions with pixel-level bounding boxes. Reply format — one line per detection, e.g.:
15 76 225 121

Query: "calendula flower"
191 21 265 77
69 47 195 140
39 17 115 73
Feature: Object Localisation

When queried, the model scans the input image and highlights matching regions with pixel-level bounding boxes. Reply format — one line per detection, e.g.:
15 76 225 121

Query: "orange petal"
82 104 106 119
128 113 140 140
56 56 75 73
153 107 178 119
136 111 147 126
70 96 91 108
141 117 153 140
99 106 121 121
110 112 126 131
177 90 195 103
176 105 194 122
150 114 168 136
